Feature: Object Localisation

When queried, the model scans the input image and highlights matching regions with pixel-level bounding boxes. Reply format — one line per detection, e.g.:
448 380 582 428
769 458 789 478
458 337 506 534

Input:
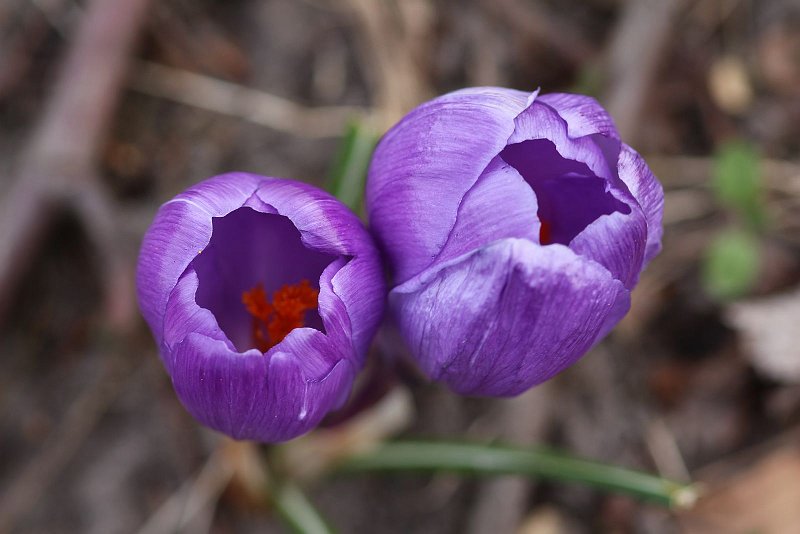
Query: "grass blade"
338 441 698 509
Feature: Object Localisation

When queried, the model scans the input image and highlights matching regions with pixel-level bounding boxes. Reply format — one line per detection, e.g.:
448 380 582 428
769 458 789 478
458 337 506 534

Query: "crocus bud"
137 173 385 442
366 88 663 396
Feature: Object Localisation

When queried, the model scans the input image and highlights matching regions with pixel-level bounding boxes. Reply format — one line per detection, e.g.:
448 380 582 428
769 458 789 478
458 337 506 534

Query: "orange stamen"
539 219 553 245
242 283 272 321
241 280 319 352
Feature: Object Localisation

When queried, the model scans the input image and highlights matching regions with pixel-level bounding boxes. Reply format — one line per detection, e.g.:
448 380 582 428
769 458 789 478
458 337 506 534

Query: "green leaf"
327 119 380 213
272 481 335 534
337 441 699 509
703 229 760 299
713 140 764 228
262 455 335 534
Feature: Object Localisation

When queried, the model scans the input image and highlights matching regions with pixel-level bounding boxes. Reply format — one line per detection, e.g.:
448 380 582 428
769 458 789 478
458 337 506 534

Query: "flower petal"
391 238 627 397
569 207 648 289
137 173 263 346
254 179 377 258
169 330 355 442
434 156 540 265
328 255 386 363
593 286 631 345
617 144 664 265
163 267 233 365
499 138 631 246
536 93 620 140
253 180 386 360
508 101 616 182
366 87 532 283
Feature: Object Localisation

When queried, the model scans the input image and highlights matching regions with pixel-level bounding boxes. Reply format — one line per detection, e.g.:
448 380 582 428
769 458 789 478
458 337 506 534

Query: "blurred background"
1 0 800 532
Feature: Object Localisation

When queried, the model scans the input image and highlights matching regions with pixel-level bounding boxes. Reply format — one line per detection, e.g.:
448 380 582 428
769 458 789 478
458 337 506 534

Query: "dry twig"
604 0 686 140
344 0 433 126
0 1 152 525
129 61 366 138
136 440 238 534
0 0 152 330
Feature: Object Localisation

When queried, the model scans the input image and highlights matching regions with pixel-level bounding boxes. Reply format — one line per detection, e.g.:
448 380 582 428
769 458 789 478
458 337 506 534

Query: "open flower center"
241 280 319 352
191 207 335 352
499 139 629 245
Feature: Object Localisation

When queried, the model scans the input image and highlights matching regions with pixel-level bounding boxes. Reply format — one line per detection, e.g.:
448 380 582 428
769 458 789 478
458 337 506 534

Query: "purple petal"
569 208 647 289
329 255 386 363
617 145 664 265
137 173 263 346
537 93 620 140
163 267 234 368
253 180 387 359
593 286 632 345
508 101 617 182
391 238 628 396
366 87 533 284
253 179 379 258
494 137 647 286
169 330 356 442
499 139 631 246
434 156 540 265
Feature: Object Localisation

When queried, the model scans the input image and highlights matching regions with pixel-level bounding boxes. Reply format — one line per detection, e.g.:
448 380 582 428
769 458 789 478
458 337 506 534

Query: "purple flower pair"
138 88 663 442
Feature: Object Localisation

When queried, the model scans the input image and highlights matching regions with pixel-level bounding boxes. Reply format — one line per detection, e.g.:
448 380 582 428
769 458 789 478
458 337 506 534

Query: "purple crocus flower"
137 173 385 442
366 88 663 397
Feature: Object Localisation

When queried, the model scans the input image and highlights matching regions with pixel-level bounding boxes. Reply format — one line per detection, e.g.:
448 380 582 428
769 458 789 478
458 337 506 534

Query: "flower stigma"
539 219 552 245
242 280 319 352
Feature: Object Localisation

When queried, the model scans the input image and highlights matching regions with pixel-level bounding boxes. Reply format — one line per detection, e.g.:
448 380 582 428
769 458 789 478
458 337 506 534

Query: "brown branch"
345 0 433 126
0 0 153 330
0 11 151 525
604 0 686 140
129 61 366 138
136 440 237 534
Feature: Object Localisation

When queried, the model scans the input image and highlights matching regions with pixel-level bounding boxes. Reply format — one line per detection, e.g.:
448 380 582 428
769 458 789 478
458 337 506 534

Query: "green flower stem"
271 480 335 534
326 119 379 212
337 441 699 509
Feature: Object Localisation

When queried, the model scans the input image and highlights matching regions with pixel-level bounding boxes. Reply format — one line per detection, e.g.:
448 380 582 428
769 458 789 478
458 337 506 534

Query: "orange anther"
242 283 272 322
241 280 319 352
